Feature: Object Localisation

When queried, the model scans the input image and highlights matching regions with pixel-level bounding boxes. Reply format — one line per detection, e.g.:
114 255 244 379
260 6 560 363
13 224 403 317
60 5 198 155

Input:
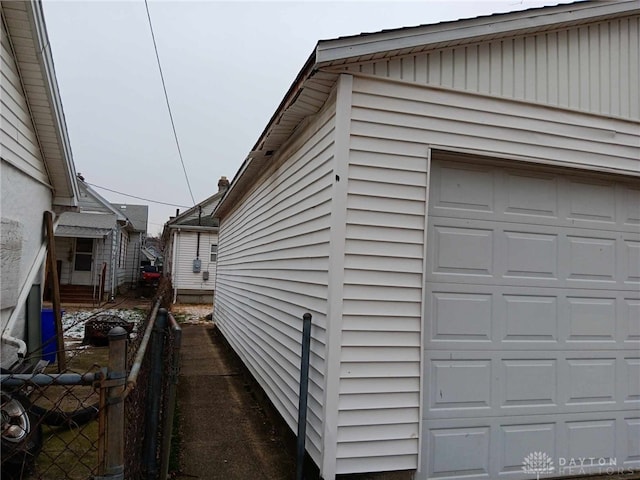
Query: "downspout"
110 227 117 301
172 229 179 304
131 234 140 288
196 205 202 258
1 214 59 359
101 236 107 302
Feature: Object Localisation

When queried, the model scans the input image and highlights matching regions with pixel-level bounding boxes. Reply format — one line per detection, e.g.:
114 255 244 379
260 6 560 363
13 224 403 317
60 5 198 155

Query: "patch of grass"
30 345 106 478
35 421 99 480
170 313 189 324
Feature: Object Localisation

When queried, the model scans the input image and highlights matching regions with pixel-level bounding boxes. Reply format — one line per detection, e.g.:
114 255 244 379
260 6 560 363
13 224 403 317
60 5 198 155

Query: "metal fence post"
296 313 312 480
100 326 128 479
142 307 168 479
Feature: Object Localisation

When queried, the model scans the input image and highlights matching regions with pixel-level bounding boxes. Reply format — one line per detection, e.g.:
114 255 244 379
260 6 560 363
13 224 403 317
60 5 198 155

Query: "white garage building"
213 2 640 479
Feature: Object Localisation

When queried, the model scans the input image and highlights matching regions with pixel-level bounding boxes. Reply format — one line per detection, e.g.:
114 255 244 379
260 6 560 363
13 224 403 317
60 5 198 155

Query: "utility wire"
144 0 196 205
86 182 190 208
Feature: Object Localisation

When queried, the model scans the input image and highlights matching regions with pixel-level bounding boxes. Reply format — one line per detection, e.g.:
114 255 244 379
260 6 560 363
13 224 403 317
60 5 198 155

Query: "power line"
86 182 191 208
144 0 196 205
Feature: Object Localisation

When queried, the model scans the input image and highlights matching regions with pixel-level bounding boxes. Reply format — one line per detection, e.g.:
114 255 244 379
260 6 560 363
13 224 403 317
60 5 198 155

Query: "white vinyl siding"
54 237 73 285
114 230 128 288
174 231 218 291
340 16 640 121
336 143 427 472
124 233 142 288
214 104 336 466
350 76 639 176
0 13 47 182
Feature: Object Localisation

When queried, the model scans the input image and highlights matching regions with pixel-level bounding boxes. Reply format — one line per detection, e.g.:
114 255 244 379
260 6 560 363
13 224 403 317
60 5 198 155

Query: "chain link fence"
1 279 180 480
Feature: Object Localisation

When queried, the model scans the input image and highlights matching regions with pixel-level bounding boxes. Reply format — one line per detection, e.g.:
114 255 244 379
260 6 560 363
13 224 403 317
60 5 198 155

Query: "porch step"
59 285 97 304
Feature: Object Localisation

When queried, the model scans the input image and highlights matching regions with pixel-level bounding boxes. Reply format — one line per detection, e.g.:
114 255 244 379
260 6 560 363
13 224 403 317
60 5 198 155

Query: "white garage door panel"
426 284 639 348
423 412 640 479
425 351 638 418
429 161 640 233
421 159 640 479
428 218 639 289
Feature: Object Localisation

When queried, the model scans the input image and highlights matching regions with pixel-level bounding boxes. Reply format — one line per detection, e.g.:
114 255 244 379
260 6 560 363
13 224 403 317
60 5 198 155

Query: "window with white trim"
210 244 218 262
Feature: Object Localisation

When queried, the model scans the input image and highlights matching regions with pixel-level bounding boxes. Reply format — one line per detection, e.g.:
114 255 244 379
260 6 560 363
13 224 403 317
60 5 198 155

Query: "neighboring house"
53 178 145 302
141 244 162 268
111 203 149 288
1 1 79 367
163 176 228 303
213 2 640 480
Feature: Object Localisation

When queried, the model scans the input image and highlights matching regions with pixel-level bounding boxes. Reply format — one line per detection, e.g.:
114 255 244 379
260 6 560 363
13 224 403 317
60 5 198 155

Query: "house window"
210 244 218 262
74 238 93 271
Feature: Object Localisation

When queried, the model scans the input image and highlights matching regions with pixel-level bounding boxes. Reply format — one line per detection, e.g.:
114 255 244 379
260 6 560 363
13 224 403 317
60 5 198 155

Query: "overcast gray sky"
42 0 567 235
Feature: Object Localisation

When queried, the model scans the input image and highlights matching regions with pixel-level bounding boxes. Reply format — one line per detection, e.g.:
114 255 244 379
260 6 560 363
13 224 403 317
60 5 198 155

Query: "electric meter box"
192 258 201 273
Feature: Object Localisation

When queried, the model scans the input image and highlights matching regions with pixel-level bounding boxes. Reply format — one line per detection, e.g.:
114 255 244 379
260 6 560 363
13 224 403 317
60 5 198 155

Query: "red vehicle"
140 265 161 286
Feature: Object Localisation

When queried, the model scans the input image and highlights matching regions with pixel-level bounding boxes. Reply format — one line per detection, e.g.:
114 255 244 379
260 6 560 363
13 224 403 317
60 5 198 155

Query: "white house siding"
340 16 640 121
124 233 142 288
0 14 48 184
78 189 111 213
214 103 336 465
174 230 218 291
335 127 427 472
113 230 128 292
54 237 73 285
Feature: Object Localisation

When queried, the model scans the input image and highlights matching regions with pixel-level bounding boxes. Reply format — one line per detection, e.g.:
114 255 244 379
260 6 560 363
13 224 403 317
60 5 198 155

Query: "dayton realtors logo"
522 452 554 479
522 453 632 478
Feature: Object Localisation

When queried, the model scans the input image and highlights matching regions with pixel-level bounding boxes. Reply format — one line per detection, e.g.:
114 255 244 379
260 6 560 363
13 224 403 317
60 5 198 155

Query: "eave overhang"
2 0 79 206
213 0 640 219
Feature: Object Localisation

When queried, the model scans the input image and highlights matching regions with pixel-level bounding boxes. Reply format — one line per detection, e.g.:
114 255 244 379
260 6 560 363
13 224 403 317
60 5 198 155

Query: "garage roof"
214 0 640 218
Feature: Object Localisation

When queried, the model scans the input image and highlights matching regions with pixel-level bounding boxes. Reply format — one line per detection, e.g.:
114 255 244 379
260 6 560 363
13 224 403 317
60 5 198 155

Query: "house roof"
141 246 162 262
56 212 116 238
1 1 79 207
59 178 139 234
165 189 224 229
111 204 149 233
214 0 640 218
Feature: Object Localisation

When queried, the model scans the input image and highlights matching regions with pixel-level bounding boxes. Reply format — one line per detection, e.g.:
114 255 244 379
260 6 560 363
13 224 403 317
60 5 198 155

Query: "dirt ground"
169 303 213 323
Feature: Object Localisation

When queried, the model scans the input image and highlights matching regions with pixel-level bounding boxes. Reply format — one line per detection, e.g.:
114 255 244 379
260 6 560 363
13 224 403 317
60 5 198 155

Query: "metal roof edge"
316 1 640 63
165 224 218 233
214 50 318 218
166 189 225 226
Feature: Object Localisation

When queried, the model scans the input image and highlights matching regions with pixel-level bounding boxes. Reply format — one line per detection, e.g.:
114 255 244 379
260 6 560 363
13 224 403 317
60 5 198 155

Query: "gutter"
1 214 59 359
165 224 217 233
214 49 318 219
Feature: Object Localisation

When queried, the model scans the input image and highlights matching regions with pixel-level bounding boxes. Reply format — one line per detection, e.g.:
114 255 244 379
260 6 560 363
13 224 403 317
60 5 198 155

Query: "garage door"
420 157 640 479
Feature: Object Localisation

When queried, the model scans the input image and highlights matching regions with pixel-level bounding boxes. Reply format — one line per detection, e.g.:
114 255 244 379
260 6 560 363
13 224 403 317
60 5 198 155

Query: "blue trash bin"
41 308 63 363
